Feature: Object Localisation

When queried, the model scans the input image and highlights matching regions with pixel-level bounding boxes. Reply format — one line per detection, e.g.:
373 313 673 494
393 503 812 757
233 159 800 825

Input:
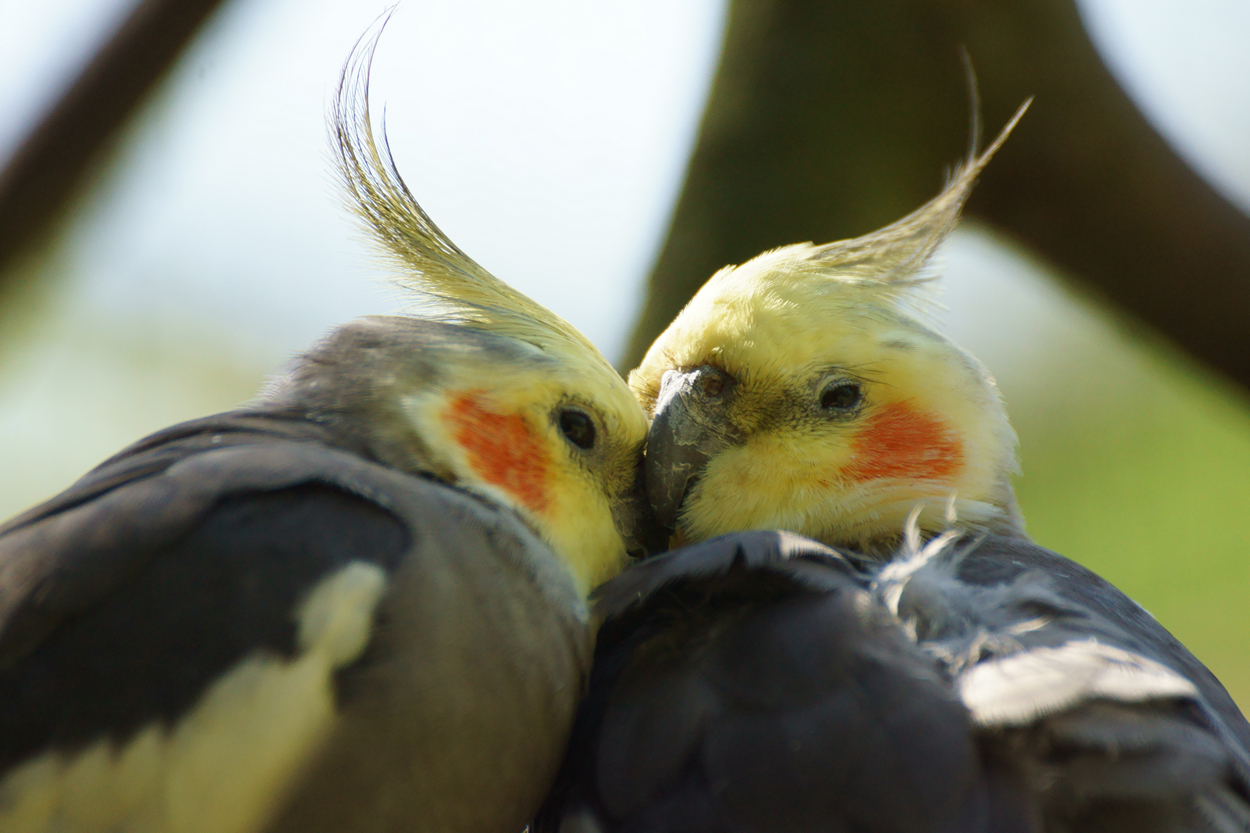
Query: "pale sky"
0 0 726 360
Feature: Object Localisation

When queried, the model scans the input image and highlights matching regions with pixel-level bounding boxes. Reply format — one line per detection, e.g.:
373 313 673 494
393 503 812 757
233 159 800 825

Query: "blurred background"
0 0 1247 706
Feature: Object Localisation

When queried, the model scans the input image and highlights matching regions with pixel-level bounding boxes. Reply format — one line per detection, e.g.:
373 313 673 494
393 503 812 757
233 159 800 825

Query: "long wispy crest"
804 98 1031 288
330 17 614 370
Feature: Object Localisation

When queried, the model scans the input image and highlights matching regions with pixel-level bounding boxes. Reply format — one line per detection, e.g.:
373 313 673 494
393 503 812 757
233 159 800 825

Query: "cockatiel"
536 104 1250 832
634 108 1028 555
0 31 649 833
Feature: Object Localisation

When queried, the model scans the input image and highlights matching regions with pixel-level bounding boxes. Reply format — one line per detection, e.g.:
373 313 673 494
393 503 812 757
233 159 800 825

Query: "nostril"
694 365 732 399
698 374 724 397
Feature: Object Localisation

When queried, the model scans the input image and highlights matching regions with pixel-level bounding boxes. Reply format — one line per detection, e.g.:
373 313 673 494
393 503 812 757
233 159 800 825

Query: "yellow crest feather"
795 98 1031 294
330 22 618 377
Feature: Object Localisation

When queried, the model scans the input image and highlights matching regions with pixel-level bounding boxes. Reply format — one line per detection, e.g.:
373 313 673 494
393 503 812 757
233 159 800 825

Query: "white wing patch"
959 638 1200 728
0 562 388 833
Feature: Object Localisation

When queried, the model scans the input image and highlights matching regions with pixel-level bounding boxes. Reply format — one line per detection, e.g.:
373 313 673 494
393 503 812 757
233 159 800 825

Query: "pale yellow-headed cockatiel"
0 28 650 833
537 103 1250 833
632 106 1028 555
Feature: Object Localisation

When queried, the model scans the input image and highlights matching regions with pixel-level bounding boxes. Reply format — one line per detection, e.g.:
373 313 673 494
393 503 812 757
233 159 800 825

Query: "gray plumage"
537 531 1250 833
0 318 600 833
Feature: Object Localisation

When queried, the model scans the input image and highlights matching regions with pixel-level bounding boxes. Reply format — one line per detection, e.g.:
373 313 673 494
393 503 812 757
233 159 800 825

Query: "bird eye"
558 409 596 450
820 381 863 412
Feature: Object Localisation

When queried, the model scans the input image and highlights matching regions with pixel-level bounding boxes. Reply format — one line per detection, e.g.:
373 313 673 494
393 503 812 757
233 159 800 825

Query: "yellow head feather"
794 100 1031 300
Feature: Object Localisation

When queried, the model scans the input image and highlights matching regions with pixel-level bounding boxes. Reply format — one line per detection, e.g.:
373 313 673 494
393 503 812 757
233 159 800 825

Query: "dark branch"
0 0 231 276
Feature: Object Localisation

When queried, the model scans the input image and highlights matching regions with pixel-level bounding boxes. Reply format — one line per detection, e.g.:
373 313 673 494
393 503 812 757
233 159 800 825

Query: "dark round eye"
559 409 596 450
821 381 863 412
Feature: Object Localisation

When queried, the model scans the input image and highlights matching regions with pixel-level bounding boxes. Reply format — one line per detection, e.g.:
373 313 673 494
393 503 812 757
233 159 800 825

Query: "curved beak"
645 366 742 532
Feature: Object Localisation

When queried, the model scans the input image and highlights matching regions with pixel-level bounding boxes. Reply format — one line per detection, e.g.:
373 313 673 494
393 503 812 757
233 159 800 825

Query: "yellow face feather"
402 355 648 591
633 103 1030 553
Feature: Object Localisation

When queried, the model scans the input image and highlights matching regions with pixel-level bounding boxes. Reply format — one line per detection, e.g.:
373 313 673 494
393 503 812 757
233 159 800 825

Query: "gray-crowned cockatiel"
0 33 651 833
535 105 1250 832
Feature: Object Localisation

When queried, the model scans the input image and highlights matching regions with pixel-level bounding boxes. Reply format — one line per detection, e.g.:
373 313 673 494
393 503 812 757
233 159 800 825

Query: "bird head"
264 29 652 593
275 317 649 592
631 104 1030 556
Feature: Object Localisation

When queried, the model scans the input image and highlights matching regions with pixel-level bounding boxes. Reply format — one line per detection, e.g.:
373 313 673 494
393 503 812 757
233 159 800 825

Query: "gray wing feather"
880 533 1250 832
0 409 592 833
0 415 391 665
540 531 1250 833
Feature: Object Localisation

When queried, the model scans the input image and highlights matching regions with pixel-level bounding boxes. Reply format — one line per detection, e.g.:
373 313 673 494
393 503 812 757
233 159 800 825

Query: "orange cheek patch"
844 401 964 483
444 391 551 514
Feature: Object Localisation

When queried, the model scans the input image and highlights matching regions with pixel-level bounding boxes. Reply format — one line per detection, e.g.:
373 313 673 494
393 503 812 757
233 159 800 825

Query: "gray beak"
613 456 671 559
645 365 742 532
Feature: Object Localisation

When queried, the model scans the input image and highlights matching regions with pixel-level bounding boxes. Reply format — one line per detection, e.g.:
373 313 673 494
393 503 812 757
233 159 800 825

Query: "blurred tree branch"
624 0 1250 393
0 0 230 277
